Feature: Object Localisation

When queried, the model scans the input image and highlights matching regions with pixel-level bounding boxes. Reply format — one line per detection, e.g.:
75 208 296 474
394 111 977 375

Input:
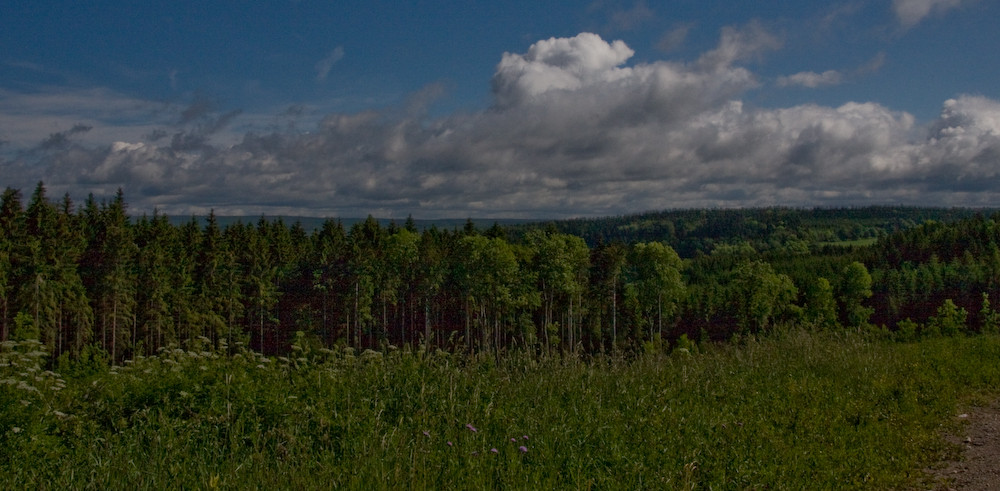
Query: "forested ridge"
2 182 999 364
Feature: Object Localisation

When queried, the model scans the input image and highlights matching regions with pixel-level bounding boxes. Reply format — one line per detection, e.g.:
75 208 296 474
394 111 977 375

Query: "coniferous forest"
2 182 999 363
7 182 1000 487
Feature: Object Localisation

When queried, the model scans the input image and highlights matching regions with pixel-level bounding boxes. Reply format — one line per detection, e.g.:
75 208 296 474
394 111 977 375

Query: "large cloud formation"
3 30 1000 218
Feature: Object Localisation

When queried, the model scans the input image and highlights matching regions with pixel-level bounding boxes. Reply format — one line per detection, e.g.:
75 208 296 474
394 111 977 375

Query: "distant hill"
156 214 541 233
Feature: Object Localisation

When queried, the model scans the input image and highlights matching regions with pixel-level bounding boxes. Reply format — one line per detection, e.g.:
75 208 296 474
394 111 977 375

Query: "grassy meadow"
3 329 999 489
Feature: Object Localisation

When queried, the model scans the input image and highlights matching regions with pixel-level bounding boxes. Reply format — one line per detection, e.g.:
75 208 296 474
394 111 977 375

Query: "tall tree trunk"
612 276 617 352
657 293 662 338
424 299 431 349
112 296 117 364
354 280 360 349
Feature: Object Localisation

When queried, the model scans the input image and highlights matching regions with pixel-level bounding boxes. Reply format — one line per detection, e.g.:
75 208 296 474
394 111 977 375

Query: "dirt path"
928 401 1000 490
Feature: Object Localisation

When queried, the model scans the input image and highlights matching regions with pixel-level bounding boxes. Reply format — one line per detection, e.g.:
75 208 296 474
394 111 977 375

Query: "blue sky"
2 0 1000 218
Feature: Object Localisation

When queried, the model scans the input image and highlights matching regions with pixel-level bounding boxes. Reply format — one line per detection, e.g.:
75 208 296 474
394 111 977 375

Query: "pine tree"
589 241 626 352
0 187 25 341
310 219 348 346
81 189 138 363
134 212 177 353
52 193 93 357
193 211 243 348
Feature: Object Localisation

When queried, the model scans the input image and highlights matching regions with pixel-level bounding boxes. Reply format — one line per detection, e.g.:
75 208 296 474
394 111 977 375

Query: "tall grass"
2 330 999 489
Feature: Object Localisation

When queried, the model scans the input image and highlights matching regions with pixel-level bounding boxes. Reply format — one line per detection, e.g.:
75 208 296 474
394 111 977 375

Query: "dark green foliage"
4 184 1000 358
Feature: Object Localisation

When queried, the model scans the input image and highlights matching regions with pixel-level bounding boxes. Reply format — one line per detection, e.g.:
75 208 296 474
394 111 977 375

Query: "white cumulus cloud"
491 33 635 107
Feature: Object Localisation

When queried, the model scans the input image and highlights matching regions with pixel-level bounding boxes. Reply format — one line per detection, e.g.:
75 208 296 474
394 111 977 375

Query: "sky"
2 0 1000 219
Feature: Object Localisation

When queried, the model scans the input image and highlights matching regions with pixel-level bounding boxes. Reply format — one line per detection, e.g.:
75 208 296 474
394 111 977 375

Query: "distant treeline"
510 206 991 256
2 182 999 364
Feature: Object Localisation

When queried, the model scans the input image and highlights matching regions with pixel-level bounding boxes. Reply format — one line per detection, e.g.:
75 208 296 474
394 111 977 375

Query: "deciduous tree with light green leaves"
526 230 589 351
731 260 798 333
804 277 838 329
928 298 967 337
459 234 522 351
628 241 685 340
840 261 873 328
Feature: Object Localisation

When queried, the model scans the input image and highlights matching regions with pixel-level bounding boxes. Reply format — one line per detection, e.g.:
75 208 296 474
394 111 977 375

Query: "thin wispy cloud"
315 46 345 82
608 0 655 31
778 70 844 88
893 0 964 28
655 23 693 53
777 52 886 89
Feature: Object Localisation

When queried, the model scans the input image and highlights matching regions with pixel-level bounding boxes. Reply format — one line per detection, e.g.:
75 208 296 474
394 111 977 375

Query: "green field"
3 329 997 489
815 237 880 248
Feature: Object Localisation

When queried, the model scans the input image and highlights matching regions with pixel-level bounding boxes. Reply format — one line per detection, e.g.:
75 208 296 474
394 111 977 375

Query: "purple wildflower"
510 438 517 443
490 448 498 454
466 423 478 433
519 446 528 453
522 435 529 440
422 430 431 438
447 441 453 447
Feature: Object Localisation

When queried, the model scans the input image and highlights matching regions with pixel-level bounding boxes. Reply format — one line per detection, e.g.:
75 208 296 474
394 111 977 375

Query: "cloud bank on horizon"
1 1 999 218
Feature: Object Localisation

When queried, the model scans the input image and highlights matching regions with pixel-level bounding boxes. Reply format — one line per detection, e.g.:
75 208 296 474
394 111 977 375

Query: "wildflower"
519 446 528 453
466 423 478 433
422 430 431 438
447 441 453 447
523 435 529 440
11 427 22 434
490 448 498 454
510 438 517 443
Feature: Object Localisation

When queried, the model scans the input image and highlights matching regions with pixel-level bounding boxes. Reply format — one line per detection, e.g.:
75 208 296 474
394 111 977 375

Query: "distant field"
816 237 880 247
3 329 997 489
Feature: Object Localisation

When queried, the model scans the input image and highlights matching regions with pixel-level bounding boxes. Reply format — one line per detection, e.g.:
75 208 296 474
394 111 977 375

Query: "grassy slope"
3 330 999 489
